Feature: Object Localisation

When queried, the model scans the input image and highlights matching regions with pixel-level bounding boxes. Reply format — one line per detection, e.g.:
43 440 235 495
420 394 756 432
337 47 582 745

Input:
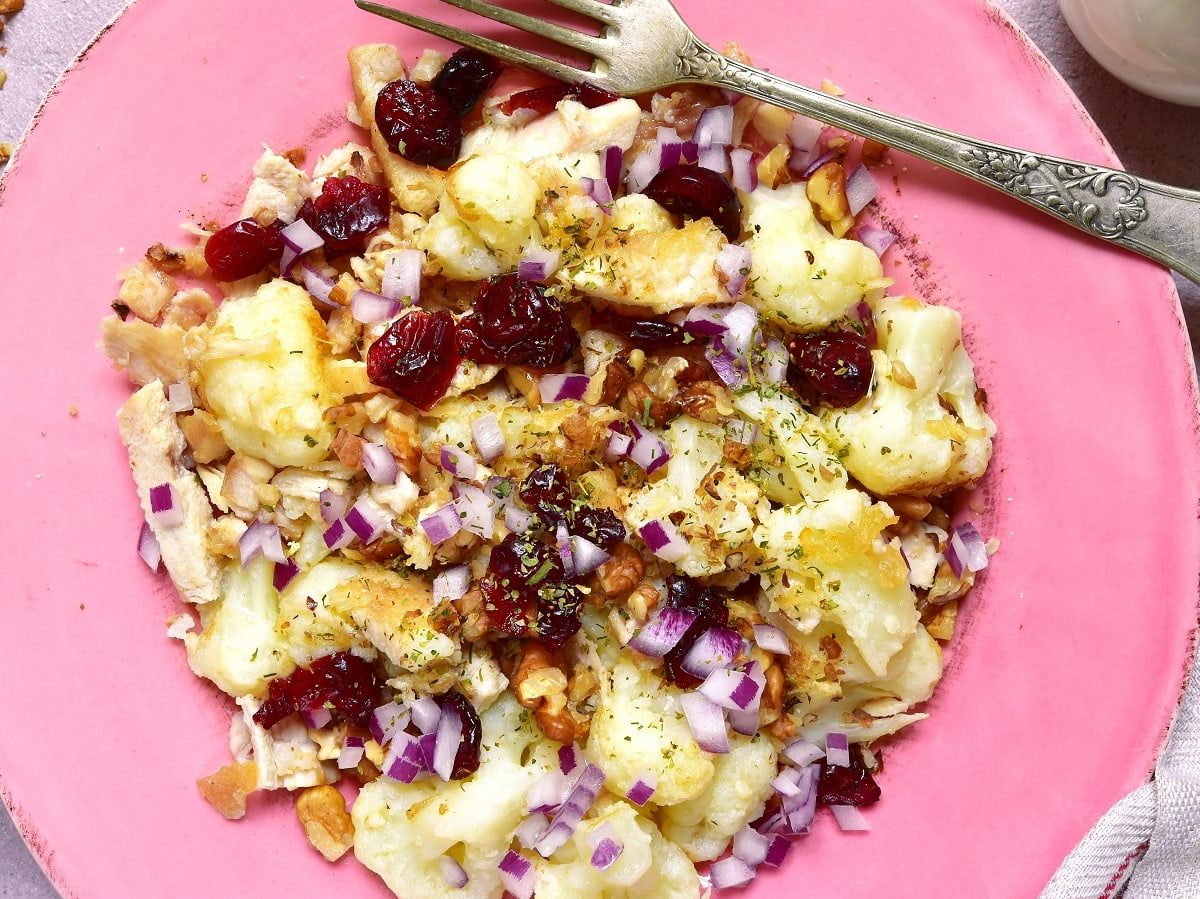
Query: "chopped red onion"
772 766 807 797
362 442 399 485
698 145 728 173
758 338 789 386
729 147 758 193
453 482 497 539
515 814 549 850
856 223 897 257
300 262 337 307
683 303 733 337
382 248 423 303
732 825 770 867
239 520 286 568
628 606 698 657
505 504 536 534
272 556 300 591
410 697 443 735
830 804 871 832
782 738 825 767
947 522 988 576
440 856 469 890
845 165 880 216
558 744 581 775
679 692 730 754
589 829 624 870
710 856 756 889
166 381 194 413
527 770 569 814
694 105 734 147
534 764 606 857
753 623 790 655
605 428 633 461
659 139 682 170
728 707 761 736
319 488 350 525
440 445 479 481
351 289 402 325
301 706 333 730
570 535 611 576
539 373 590 403
721 302 760 360
726 419 759 445
626 772 657 806
638 519 689 563
853 300 878 346
384 734 426 784
681 627 743 679
763 833 794 867
370 702 409 745
137 521 161 572
498 851 535 899
420 502 463 545
680 140 699 164
715 243 752 298
787 115 824 152
432 565 470 603
149 483 183 527
602 144 623 194
556 522 576 578
470 414 506 462
323 518 353 551
627 422 670 474
825 731 851 767
518 246 562 283
346 499 387 544
417 732 438 769
581 176 614 209
707 340 748 389
433 704 463 781
796 147 837 180
626 151 660 195
280 219 324 275
700 668 763 711
338 736 366 770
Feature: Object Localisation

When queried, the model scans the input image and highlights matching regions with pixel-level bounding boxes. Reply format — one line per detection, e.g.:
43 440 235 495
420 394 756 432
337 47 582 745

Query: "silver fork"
355 0 1200 285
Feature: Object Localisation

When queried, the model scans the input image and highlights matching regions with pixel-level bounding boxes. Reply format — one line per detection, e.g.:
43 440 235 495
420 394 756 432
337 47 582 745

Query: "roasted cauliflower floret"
743 183 887 330
353 695 555 899
185 557 296 698
588 658 714 807
825 295 996 496
193 279 344 468
758 488 918 677
660 735 777 862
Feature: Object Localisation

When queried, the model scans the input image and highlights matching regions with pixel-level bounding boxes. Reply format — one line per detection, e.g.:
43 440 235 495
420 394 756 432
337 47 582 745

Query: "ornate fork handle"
678 37 1200 284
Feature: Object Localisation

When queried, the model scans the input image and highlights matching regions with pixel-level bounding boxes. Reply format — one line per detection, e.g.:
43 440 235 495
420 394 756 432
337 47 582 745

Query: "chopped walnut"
862 139 890 167
890 360 918 390
179 409 230 464
760 663 784 727
332 429 366 469
722 439 753 469
567 664 599 704
595 543 645 600
453 587 491 642
886 495 932 520
675 380 730 424
383 412 422 478
620 381 677 428
197 761 258 820
928 560 974 604
221 453 276 517
924 599 959 641
626 582 660 624
506 366 541 408
600 358 635 407
296 785 355 862
326 308 363 356
117 259 176 322
807 162 854 238
559 411 608 474
514 644 583 744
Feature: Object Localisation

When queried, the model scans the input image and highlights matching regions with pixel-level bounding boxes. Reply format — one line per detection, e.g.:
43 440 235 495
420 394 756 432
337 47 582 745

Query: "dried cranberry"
591 307 690 350
520 464 573 528
817 745 881 807
457 275 579 370
660 575 731 688
204 218 284 282
481 532 582 648
643 164 743 241
437 690 484 779
298 176 390 257
432 48 503 117
499 81 619 116
375 80 463 169
571 506 626 553
253 652 384 730
368 309 461 410
787 329 874 408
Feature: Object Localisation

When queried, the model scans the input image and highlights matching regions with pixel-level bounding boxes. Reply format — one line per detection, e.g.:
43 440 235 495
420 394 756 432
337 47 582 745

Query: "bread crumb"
0 143 12 165
68 406 78 417
821 78 846 97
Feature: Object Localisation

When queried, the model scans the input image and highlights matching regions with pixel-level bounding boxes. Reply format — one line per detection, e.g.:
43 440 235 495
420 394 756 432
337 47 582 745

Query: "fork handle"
679 39 1200 284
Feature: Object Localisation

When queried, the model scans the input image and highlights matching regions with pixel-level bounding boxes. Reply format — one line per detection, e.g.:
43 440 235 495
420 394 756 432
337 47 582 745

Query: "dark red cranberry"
591 307 690 350
432 48 503 117
375 80 463 169
817 745 881 807
437 690 484 779
204 218 284 282
481 532 582 648
368 309 461 410
520 464 573 528
660 575 731 688
571 506 626 553
787 329 874 408
298 176 390 257
499 81 619 116
643 164 743 241
457 275 579 370
253 652 384 730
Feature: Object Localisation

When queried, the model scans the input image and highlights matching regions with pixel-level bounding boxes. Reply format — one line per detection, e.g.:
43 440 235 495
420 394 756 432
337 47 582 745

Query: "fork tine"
433 0 609 56
535 0 620 24
354 1 599 85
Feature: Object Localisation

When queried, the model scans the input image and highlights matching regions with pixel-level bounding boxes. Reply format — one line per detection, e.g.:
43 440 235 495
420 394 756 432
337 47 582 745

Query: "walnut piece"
180 409 230 464
197 761 258 821
807 162 854 238
296 785 355 862
514 644 583 744
595 543 645 600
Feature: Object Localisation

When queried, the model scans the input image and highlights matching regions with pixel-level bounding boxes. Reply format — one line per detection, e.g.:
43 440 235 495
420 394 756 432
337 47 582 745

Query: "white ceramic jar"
1059 0 1200 106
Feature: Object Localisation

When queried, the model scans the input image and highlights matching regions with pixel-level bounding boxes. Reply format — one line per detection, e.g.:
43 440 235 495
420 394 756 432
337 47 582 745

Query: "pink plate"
0 0 1197 897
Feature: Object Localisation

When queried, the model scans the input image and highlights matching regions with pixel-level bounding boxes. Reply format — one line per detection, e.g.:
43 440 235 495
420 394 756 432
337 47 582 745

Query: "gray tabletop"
2 0 1199 896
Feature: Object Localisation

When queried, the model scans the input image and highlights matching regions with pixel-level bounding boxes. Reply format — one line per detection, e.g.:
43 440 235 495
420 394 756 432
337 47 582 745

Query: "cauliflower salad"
103 39 997 899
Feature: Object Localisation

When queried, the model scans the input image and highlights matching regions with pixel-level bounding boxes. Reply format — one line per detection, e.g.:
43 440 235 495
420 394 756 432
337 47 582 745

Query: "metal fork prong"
354 1 599 85
539 0 620 24
432 0 609 56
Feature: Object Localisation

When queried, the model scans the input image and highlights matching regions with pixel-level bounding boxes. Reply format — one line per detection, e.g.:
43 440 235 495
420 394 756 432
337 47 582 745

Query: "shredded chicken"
102 316 188 387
